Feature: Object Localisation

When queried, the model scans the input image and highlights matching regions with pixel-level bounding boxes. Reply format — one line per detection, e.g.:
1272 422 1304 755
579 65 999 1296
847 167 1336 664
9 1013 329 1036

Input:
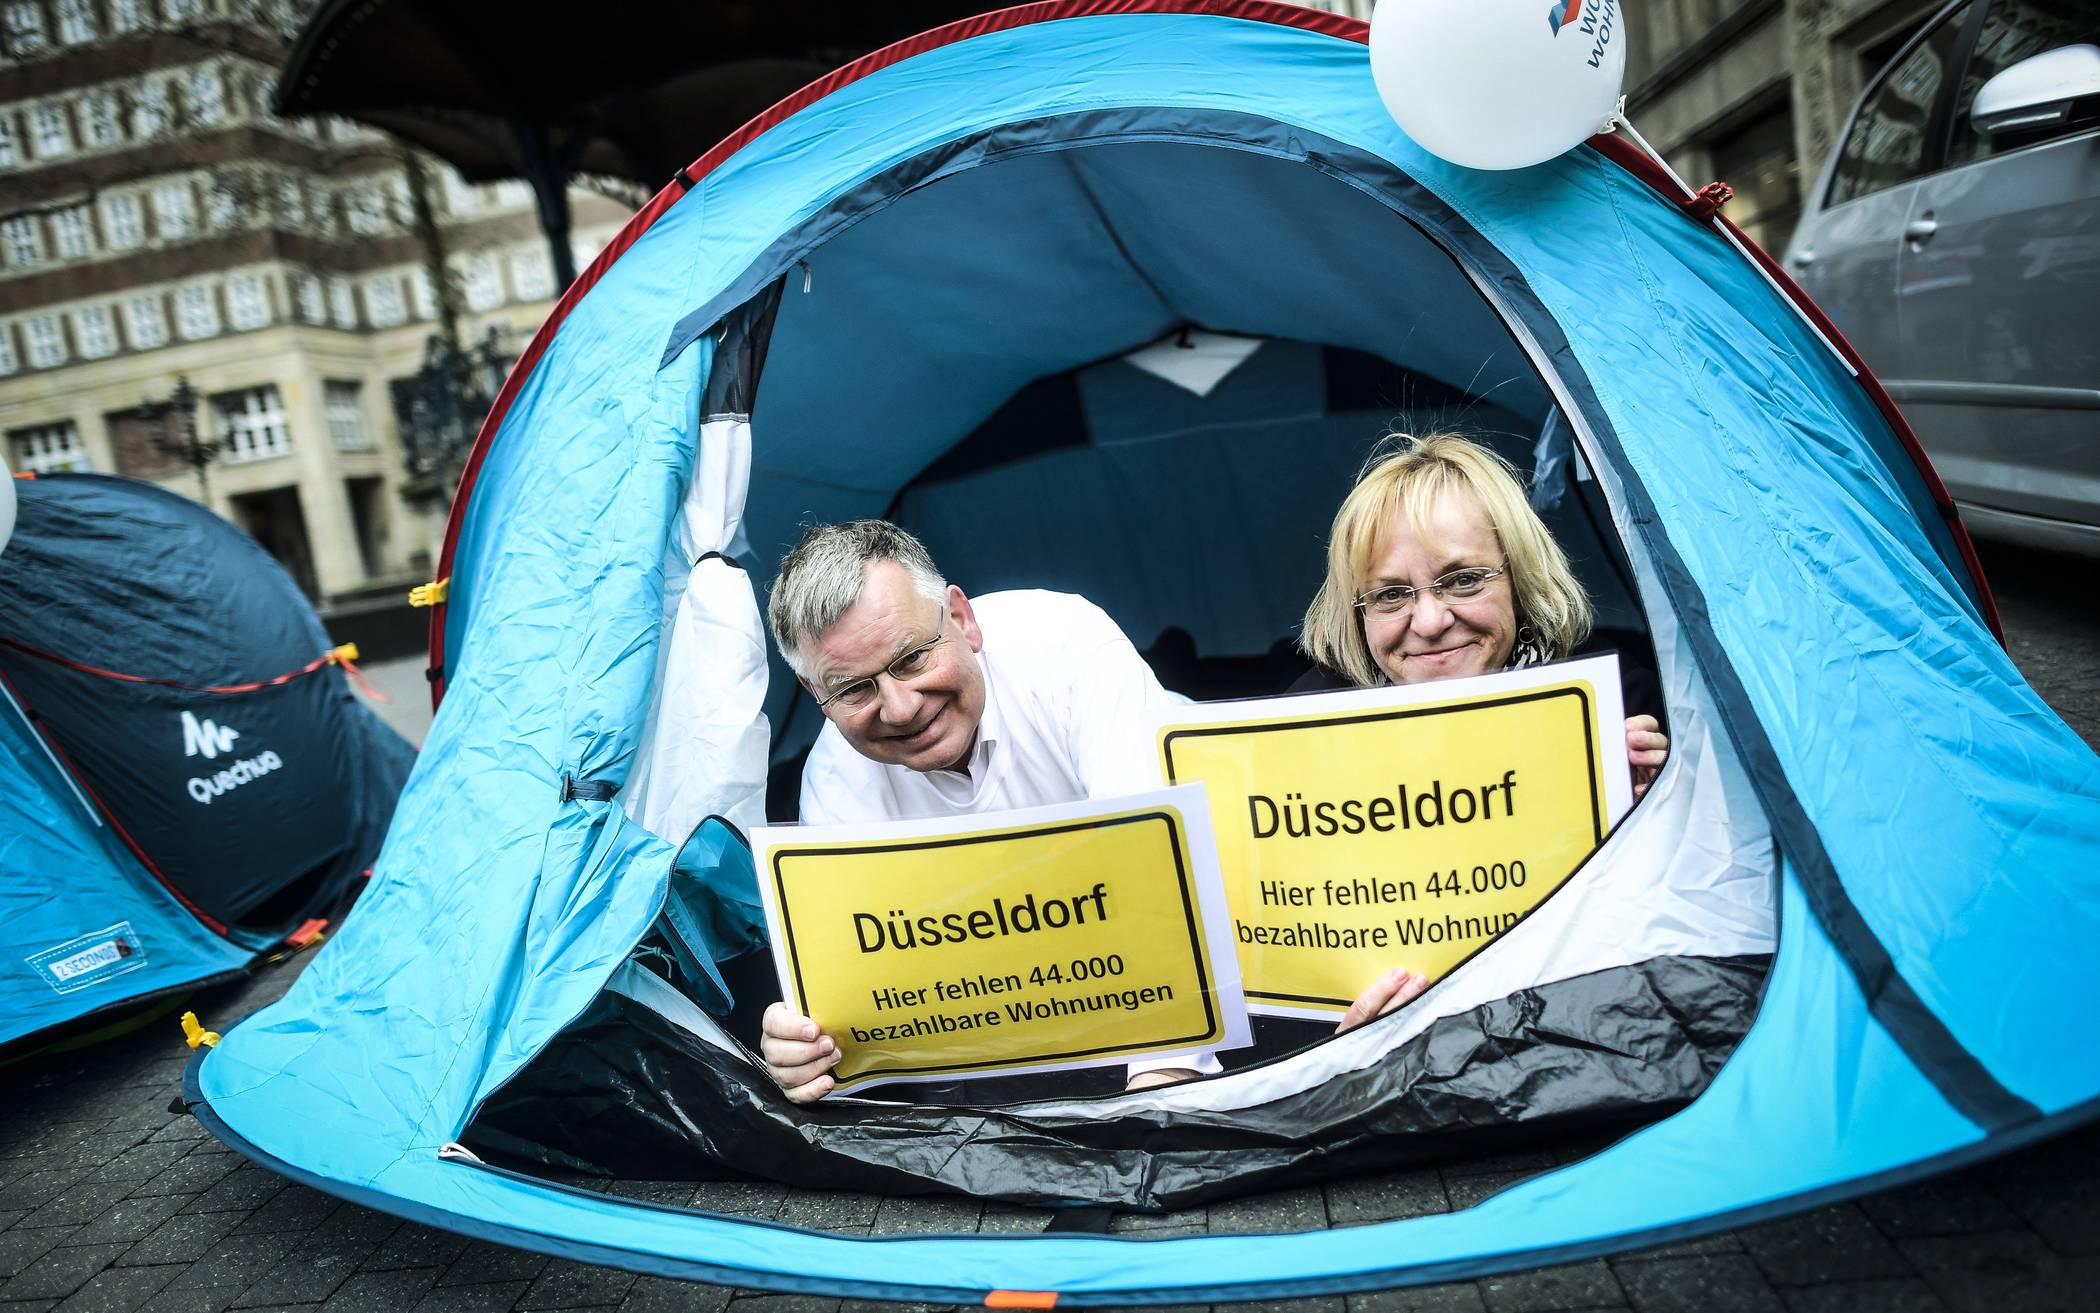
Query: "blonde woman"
1299 433 1670 1027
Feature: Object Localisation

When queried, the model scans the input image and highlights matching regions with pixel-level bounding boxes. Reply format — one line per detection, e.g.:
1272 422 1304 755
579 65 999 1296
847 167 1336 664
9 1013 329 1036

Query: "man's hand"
1125 1067 1202 1091
1336 966 1432 1033
1625 715 1669 800
761 1002 842 1102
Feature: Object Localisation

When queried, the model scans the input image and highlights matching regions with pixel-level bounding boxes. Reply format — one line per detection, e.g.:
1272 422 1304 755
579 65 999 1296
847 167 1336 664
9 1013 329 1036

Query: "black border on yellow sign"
1161 685 1605 1010
768 809 1223 1078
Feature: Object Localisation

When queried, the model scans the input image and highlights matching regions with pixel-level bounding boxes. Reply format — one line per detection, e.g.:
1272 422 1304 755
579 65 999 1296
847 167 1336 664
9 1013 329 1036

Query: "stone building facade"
0 0 631 605
1624 0 1944 253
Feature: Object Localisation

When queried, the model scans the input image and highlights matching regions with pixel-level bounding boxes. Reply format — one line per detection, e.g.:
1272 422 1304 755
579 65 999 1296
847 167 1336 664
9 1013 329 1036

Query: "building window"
460 251 502 311
442 169 481 215
124 294 167 349
409 267 437 320
227 274 268 330
176 283 219 340
72 305 116 359
491 180 530 208
185 66 224 125
81 93 121 148
2 215 43 267
9 422 90 474
55 0 94 43
131 82 171 138
328 278 357 329
30 104 75 159
295 273 324 324
0 116 18 167
163 0 199 20
364 274 406 327
0 326 17 375
509 246 553 300
205 181 238 230
344 186 385 236
275 175 306 227
152 181 194 238
214 386 292 464
103 193 143 249
51 205 94 259
2 3 49 57
108 0 148 33
325 380 372 451
24 315 67 369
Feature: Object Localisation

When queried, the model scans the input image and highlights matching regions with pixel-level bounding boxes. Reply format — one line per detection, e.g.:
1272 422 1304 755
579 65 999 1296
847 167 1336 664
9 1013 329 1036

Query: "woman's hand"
1336 966 1432 1033
761 1002 843 1102
1626 715 1669 799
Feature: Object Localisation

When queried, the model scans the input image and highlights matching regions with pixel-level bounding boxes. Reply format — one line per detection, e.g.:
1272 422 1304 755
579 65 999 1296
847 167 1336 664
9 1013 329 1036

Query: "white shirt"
799 590 1179 824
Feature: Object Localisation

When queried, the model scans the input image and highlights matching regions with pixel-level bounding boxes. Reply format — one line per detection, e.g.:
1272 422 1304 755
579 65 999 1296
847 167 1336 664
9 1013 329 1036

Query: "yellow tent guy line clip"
180 1012 220 1049
327 642 360 664
409 578 450 608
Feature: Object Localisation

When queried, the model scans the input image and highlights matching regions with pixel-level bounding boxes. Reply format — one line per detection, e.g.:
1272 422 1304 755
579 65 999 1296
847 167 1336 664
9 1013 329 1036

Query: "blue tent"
1 474 414 1054
188 2 2100 1302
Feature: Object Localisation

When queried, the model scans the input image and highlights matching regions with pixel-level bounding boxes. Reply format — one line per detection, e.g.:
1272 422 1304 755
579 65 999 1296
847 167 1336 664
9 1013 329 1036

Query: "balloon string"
1603 104 1859 379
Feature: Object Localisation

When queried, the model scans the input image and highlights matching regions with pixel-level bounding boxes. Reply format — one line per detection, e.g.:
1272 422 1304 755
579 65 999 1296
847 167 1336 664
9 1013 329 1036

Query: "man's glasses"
813 611 949 710
1353 563 1509 618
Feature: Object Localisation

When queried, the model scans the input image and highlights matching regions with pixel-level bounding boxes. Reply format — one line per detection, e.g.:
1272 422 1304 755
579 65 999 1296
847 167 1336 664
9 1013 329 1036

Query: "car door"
1897 0 2100 533
1788 3 1976 380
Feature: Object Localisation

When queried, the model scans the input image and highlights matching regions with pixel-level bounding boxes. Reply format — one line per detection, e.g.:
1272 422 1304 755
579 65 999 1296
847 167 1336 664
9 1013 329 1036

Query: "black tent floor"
3 542 2092 1312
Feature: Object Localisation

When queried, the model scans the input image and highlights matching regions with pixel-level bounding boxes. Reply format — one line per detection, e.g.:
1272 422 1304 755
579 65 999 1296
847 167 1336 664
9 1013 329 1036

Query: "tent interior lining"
453 132 1786 1210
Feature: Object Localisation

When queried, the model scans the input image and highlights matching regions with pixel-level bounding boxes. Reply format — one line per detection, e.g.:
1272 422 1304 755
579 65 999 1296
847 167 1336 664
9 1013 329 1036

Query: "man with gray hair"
758 518 1205 1099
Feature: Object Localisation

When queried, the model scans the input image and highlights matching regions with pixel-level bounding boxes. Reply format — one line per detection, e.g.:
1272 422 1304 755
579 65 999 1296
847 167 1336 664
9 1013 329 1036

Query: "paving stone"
1990 1175 2100 1255
1209 1186 1327 1235
0 1232 83 1283
1624 1233 1743 1260
601 1182 693 1207
134 1290 238 1313
223 1205 397 1308
434 1241 549 1288
0 1214 27 1235
1327 1171 1448 1225
685 1183 785 1220
1111 1208 1207 1234
867 1195 980 1236
0 1175 92 1215
1441 1174 1527 1212
973 1206 1052 1235
225 1189 335 1237
65 1199 189 1249
622 1276 735 1313
774 1193 880 1232
0 1301 59 1313
21 1184 140 1233
722 1298 841 1313
158 1231 301 1293
1479 1260 1624 1313
1441 1151 1557 1180
1739 1207 1910 1286
0 1245 135 1302
836 1302 959 1313
516 1260 637 1310
1856 1182 2019 1239
176 1170 281 1218
48 1263 181 1313
1777 1278 1948 1312
362 1224 470 1273
122 1160 234 1203
1613 1256 1783 1313
318 1267 443 1313
412 1283 534 1313
1346 1283 1489 1312
1217 1298 1344 1313
116 1212 241 1270
1897 1230 2100 1313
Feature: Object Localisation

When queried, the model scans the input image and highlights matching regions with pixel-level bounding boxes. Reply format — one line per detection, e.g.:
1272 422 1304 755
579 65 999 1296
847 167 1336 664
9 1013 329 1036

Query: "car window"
1828 4 1972 205
1947 0 2100 165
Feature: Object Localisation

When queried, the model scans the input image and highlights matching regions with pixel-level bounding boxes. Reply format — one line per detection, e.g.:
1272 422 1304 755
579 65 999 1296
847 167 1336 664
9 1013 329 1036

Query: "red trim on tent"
426 0 1364 707
0 662 231 937
427 0 2001 705
1586 134 2005 645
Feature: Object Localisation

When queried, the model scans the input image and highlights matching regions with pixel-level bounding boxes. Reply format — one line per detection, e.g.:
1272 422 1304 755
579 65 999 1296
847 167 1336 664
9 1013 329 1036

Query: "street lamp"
135 376 221 503
391 325 513 508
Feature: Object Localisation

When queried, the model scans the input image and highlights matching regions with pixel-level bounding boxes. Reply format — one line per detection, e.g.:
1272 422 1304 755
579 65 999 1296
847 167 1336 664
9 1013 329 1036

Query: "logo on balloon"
1546 0 1583 35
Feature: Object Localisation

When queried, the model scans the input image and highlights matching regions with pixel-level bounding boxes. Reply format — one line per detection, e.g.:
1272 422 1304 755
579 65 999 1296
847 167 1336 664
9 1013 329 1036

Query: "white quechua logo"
181 710 240 760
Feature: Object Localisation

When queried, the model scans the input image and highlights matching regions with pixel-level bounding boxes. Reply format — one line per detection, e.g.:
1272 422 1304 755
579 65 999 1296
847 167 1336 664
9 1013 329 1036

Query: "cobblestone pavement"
3 540 2093 1313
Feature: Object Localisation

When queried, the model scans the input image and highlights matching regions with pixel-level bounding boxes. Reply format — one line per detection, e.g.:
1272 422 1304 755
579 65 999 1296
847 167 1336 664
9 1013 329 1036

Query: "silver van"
1784 0 2100 553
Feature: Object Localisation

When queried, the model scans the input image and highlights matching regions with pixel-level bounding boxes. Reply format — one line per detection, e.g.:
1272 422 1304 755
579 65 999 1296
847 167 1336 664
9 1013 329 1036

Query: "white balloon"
1370 0 1628 171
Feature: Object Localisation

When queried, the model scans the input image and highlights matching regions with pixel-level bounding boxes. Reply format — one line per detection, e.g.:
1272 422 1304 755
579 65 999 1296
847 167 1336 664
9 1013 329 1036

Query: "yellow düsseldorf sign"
753 788 1248 1093
1154 656 1631 1020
